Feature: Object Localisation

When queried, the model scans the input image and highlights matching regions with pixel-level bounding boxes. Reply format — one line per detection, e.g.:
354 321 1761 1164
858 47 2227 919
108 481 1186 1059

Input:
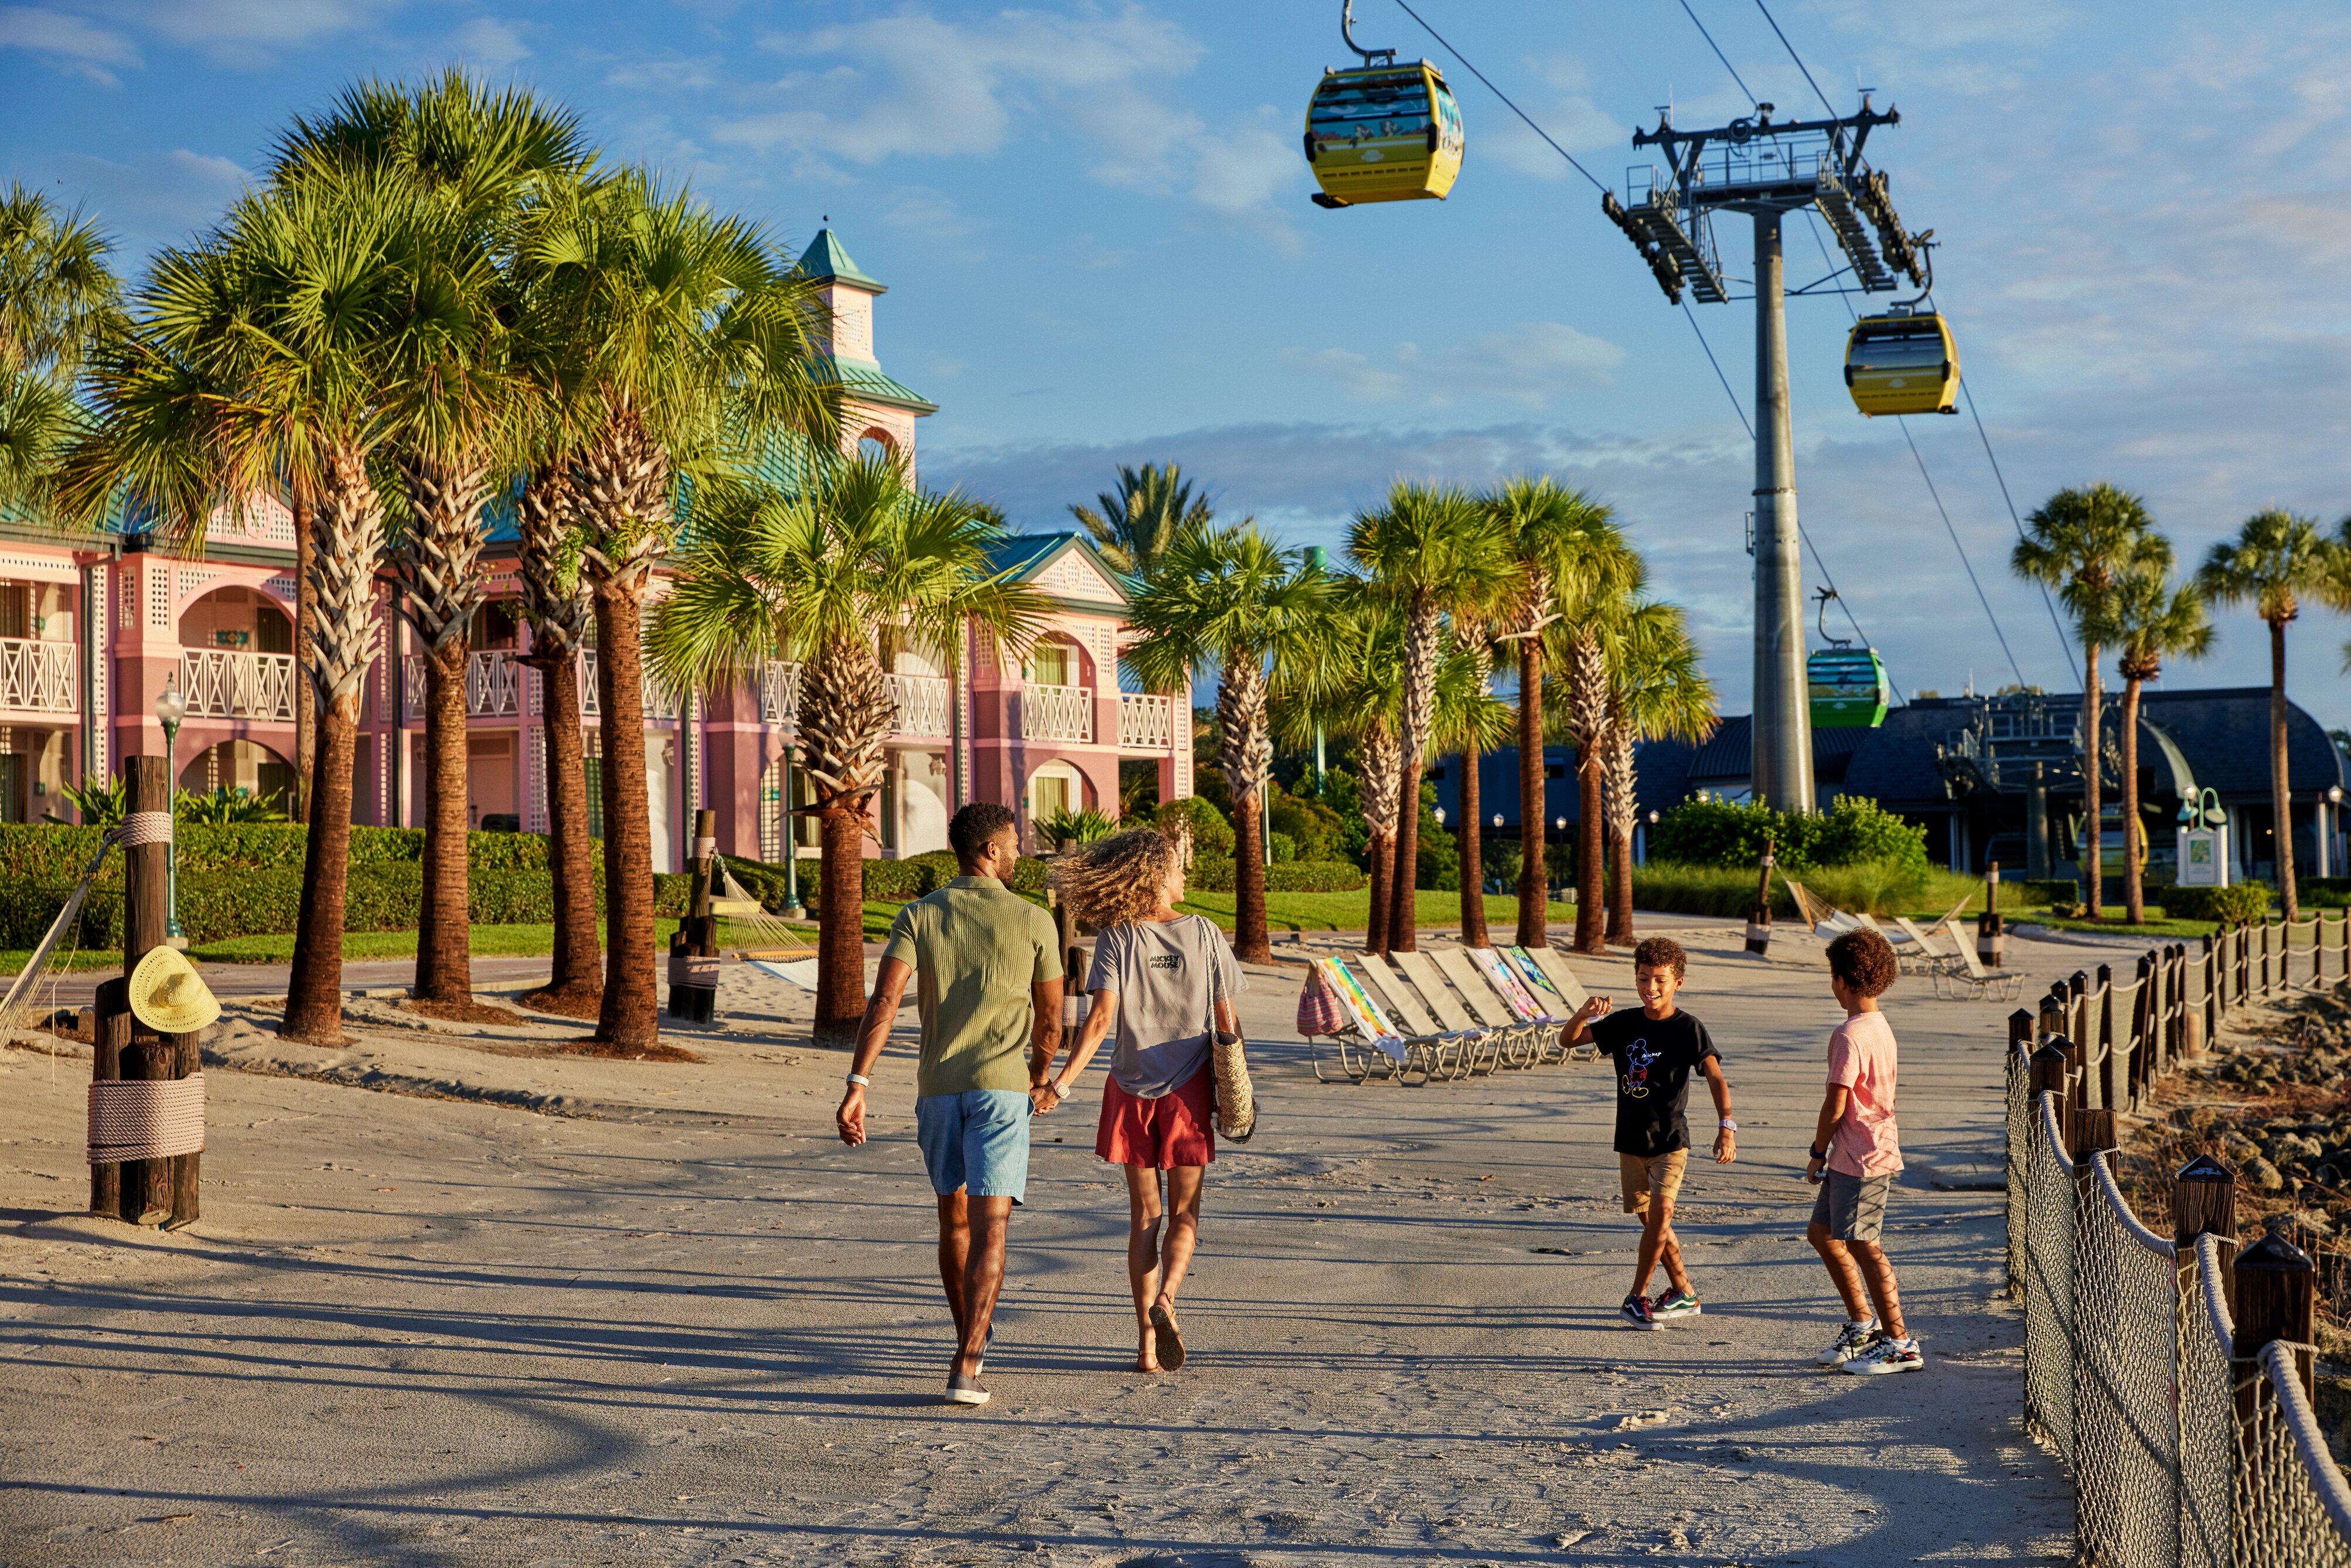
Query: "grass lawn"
1 916 823 976
2012 906 2220 940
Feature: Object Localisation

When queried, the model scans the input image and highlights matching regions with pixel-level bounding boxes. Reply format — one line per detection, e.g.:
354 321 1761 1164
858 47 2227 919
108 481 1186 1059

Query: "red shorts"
1095 1067 1216 1169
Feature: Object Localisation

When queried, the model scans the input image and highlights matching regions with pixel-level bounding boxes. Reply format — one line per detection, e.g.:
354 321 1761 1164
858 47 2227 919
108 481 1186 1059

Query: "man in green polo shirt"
838 802 1064 1407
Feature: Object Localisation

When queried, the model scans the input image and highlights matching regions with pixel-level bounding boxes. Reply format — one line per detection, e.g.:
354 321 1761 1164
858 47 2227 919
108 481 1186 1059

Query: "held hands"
836 1085 868 1147
1028 1081 1063 1116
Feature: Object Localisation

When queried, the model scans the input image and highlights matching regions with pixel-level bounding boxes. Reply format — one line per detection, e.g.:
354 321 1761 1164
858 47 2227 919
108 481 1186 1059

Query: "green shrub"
1627 858 1975 920
1812 797 1930 870
1268 786 1346 863
1154 796 1235 859
1269 831 1297 863
1648 795 1927 872
0 822 570 883
2161 883 2273 923
1182 858 1368 893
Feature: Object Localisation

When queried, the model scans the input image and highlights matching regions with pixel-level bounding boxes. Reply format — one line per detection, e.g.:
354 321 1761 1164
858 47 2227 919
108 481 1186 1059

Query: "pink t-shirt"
1825 1010 1902 1177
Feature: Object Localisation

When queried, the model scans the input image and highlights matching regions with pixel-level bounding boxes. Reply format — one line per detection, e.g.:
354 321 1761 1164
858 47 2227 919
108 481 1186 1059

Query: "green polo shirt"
881 876 1065 1097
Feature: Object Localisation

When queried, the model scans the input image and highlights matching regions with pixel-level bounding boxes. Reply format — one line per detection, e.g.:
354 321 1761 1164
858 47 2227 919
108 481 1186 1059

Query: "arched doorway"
178 737 296 812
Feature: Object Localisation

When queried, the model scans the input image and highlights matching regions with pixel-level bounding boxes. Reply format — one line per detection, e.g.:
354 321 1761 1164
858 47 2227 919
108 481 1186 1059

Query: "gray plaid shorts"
1810 1168 1892 1243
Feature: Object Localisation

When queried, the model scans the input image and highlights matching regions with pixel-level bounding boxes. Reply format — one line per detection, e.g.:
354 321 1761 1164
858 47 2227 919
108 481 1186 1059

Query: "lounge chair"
1784 878 1862 937
1892 916 1963 977
1376 952 1496 1078
1517 946 1600 1061
1416 948 1534 1067
1933 930 2026 1002
1304 956 1431 1084
1454 946 1568 1065
1500 946 1581 1063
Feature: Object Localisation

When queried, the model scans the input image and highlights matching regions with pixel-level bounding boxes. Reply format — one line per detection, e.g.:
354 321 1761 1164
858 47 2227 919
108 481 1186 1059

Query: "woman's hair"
1048 828 1178 929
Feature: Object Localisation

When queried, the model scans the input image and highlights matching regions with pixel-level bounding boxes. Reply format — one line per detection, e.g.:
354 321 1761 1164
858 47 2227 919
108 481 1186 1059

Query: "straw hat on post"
128 947 220 1035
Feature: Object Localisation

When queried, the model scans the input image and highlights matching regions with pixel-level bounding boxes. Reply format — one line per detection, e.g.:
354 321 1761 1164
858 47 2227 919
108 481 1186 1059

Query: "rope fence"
2005 912 2351 1564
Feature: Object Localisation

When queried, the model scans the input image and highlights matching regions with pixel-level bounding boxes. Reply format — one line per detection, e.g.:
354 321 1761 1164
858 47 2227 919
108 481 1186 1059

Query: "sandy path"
0 916 2087 1565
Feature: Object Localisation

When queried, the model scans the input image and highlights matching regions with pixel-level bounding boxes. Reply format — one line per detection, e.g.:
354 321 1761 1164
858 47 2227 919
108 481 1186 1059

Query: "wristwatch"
1718 1118 1738 1131
846 1072 871 1088
1809 1143 1829 1161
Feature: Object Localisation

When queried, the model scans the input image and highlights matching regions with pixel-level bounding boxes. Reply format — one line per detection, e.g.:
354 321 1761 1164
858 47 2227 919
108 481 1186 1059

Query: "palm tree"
1347 482 1511 952
0 185 123 515
1487 477 1634 949
63 165 432 1043
2012 483 2163 919
1067 462 1214 578
272 74 596 1010
1433 628 1512 945
652 454 1044 1046
514 459 601 1016
1128 520 1329 964
2196 509 2351 923
1599 601 1716 943
1273 587 1404 949
2103 563 2212 925
520 171 837 1048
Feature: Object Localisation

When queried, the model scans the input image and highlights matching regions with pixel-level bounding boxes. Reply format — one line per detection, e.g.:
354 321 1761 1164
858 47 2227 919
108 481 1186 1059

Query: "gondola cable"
1390 0 1609 195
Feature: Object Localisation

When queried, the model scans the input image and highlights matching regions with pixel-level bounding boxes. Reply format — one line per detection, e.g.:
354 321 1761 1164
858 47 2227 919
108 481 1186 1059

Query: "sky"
6 0 2351 731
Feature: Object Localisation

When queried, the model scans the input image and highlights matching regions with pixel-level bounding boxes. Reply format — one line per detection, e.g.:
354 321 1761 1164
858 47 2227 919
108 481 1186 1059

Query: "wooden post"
2069 970 2090 1076
2234 1226 2317 1403
2237 921 2250 1005
666 807 720 1024
2129 953 2154 1104
2008 1007 2033 1063
2257 917 2271 999
2073 1106 2117 1167
2030 1041 2070 1149
87 983 123 1217
2106 963 2125 1109
2175 1153 2238 1320
1743 837 1774 956
1978 858 2005 969
98 756 198 1228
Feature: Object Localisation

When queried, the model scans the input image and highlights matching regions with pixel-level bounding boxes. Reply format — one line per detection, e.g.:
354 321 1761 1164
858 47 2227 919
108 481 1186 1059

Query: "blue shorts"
914 1090 1032 1204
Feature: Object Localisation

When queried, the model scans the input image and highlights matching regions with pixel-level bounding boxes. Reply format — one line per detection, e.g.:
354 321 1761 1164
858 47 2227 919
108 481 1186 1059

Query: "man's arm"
836 956 914 1147
1027 976 1065 1095
1805 1085 1851 1182
1038 988 1117 1114
1701 1055 1737 1164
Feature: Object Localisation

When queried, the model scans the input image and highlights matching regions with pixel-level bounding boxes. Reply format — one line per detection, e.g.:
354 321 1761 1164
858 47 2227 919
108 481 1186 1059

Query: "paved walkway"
0 915 2090 1565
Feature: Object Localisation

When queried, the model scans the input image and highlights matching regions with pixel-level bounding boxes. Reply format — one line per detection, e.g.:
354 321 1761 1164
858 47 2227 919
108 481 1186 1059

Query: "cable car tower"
1600 98 1932 810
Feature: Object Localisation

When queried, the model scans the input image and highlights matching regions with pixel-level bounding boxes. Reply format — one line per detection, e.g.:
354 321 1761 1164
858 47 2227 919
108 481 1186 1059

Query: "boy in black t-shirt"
1564 936 1738 1329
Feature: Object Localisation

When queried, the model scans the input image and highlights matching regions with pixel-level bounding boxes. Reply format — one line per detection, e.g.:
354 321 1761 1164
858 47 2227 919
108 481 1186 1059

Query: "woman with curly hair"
1039 827 1243 1373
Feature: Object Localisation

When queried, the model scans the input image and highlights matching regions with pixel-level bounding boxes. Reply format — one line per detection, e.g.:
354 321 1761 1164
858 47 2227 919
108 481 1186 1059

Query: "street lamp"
1432 806 1445 826
154 684 187 945
1490 813 1503 829
1551 815 1569 903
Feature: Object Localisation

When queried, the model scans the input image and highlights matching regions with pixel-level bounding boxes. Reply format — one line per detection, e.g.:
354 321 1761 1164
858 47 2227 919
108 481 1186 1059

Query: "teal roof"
795 228 885 293
810 354 936 415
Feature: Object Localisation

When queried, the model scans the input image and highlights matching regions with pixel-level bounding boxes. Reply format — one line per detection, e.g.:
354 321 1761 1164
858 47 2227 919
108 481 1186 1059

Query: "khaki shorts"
1619 1150 1689 1216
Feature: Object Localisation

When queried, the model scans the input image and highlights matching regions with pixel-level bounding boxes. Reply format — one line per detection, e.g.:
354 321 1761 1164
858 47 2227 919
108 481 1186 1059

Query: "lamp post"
1552 814 1568 904
154 684 187 945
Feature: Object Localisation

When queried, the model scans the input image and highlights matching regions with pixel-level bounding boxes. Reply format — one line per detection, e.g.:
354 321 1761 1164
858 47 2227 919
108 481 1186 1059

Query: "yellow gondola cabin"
1303 62 1465 208
1844 308 1960 416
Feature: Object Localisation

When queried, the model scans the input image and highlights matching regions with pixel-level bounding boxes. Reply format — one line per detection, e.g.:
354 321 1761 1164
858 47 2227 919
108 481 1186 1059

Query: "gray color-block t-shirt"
1083 915 1247 1099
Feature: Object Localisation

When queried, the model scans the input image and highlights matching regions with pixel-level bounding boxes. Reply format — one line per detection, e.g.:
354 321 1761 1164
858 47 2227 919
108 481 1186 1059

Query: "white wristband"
1719 1118 1738 1131
846 1072 871 1088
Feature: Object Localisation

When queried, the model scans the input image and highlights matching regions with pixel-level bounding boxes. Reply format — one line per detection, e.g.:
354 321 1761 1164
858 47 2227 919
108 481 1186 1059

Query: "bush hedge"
1648 796 1930 872
1183 857 1368 894
1154 797 1235 859
2159 883 2274 924
0 822 564 883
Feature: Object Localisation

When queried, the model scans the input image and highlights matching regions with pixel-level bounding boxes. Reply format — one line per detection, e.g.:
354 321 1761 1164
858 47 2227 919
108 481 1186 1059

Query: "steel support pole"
1751 209 1814 812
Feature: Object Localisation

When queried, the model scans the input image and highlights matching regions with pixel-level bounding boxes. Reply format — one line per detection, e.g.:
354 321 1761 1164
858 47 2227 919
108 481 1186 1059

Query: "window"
256 605 292 653
1027 643 1074 686
0 585 27 640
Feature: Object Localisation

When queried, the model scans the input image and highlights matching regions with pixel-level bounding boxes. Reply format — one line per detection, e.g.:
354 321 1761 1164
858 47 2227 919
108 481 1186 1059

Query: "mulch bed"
403 997 531 1028
554 1038 705 1065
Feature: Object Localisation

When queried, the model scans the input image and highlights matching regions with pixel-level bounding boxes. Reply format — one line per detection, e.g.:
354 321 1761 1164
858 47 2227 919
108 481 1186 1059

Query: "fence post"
2234 1223 2316 1402
1979 859 2005 969
666 807 720 1024
2258 917 2272 999
2031 1039 2070 1114
2174 1153 2238 1320
2096 963 2117 1112
96 755 197 1229
2131 953 2155 1105
2237 921 2250 1005
2070 970 2090 1096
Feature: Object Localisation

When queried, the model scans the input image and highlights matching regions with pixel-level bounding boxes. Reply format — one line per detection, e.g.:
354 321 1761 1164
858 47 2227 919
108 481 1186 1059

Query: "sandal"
1148 1303 1186 1372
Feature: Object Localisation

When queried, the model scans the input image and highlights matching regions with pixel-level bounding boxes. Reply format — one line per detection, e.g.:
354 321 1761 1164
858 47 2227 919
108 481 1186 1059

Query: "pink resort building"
1 227 1190 868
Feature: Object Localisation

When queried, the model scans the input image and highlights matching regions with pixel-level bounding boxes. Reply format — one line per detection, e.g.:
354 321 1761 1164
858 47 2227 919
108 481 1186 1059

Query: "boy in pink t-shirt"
1804 928 1921 1375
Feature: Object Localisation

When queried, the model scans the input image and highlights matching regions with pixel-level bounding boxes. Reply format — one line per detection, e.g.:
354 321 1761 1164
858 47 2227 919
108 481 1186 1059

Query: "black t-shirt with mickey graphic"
1590 1006 1720 1157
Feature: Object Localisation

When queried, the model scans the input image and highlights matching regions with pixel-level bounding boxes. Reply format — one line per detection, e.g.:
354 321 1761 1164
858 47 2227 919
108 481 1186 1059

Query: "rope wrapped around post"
87 1073 207 1164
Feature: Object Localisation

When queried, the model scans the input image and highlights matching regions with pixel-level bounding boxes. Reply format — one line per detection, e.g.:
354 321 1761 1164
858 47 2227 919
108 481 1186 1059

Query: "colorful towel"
1502 946 1563 1011
1471 946 1551 1021
1310 957 1406 1061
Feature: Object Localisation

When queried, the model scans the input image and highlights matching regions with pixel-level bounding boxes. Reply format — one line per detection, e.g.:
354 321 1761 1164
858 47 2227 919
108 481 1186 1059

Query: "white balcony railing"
0 637 76 713
887 672 952 738
760 660 801 725
180 649 297 722
403 649 524 718
578 649 680 721
1117 692 1174 751
1021 682 1093 744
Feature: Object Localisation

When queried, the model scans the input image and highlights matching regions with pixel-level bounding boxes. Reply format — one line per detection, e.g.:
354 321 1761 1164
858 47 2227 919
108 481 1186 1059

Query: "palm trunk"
2122 673 2146 926
1605 725 1637 944
1569 631 1607 955
2270 617 2298 922
1389 750 1422 952
815 803 868 1045
1515 638 1547 946
2083 644 2103 918
1366 831 1394 953
590 582 659 1048
1232 785 1272 964
1458 737 1486 945
291 492 315 825
282 444 381 1044
1358 722 1401 954
413 636 473 1003
800 637 894 1047
524 651 602 1017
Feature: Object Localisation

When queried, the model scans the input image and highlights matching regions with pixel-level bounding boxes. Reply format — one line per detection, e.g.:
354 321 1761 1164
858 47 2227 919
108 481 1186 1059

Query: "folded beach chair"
1378 952 1497 1078
1892 916 1963 978
1418 947 1534 1068
1501 946 1585 1063
1932 928 2026 1002
1785 878 1866 938
1517 946 1600 1061
1452 946 1566 1066
1304 956 1425 1084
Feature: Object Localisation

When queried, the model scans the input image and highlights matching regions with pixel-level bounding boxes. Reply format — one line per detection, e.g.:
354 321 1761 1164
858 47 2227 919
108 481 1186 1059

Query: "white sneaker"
1842 1334 1924 1375
1816 1320 1877 1366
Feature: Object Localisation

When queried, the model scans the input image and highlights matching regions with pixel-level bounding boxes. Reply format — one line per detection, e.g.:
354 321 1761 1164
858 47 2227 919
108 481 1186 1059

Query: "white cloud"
1480 94 1625 182
53 145 248 244
0 6 138 83
1287 322 1626 408
880 183 982 241
448 15 528 71
129 0 387 49
606 53 721 93
1277 346 1406 403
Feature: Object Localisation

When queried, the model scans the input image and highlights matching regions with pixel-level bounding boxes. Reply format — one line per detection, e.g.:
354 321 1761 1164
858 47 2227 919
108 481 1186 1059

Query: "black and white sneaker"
1620 1293 1661 1331
1842 1334 1924 1375
1816 1320 1878 1366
